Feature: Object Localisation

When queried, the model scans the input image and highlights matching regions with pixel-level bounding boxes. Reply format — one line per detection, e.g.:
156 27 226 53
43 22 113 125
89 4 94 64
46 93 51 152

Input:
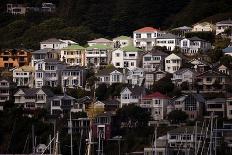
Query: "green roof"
113 35 131 40
122 45 142 52
62 44 85 50
86 44 111 50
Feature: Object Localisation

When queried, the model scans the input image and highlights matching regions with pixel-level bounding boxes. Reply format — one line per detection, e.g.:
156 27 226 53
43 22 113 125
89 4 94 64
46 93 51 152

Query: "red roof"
143 92 169 99
135 27 158 32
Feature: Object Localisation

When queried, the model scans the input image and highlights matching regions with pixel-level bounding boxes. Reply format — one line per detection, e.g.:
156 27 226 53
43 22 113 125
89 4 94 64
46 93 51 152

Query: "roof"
193 22 214 26
146 50 169 57
40 38 64 44
113 36 132 40
197 70 229 77
157 33 181 39
51 94 76 100
20 88 54 97
121 45 142 52
14 65 35 72
169 126 204 134
223 46 232 53
122 85 144 96
217 19 232 25
190 94 205 103
143 92 169 99
86 44 111 50
96 67 128 76
188 36 206 41
32 48 53 54
173 26 192 30
88 38 113 43
62 44 85 50
206 98 226 103
134 27 158 32
174 68 196 75
102 98 120 105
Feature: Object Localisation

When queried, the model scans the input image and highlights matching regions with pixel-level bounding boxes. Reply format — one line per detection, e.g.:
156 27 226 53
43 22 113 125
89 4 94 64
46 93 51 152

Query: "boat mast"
70 111 73 155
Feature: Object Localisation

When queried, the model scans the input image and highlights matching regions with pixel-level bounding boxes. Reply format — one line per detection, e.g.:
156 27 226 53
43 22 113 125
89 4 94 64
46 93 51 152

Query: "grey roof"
40 38 64 44
96 68 128 76
174 68 196 75
63 65 85 71
147 50 169 57
76 96 92 104
21 88 54 97
122 85 144 96
32 48 53 54
197 70 229 77
157 33 181 39
102 99 120 105
169 126 204 134
222 47 232 53
88 38 113 43
173 26 192 30
188 36 205 41
206 98 226 103
217 19 232 25
191 94 205 103
51 94 76 100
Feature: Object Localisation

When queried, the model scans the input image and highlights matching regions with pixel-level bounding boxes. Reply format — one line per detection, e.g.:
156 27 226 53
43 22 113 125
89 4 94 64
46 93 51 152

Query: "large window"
183 41 188 46
37 95 44 100
136 34 141 38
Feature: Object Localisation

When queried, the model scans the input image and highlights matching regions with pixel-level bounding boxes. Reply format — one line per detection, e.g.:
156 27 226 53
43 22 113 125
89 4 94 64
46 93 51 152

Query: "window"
131 62 134 66
3 57 8 61
37 95 44 100
206 77 212 82
153 56 161 61
116 53 120 57
166 60 170 63
116 62 120 66
52 100 60 106
136 34 141 38
38 63 42 70
183 41 188 46
147 33 151 38
129 54 135 57
36 72 43 78
136 42 140 46
144 57 151 61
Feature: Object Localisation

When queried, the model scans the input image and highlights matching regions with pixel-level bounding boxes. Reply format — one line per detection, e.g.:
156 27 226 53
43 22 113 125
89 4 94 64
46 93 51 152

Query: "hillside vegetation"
0 0 231 49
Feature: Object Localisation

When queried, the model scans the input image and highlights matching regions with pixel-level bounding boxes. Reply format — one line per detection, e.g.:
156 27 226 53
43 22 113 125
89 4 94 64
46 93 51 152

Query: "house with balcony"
167 126 205 155
41 2 56 13
171 26 192 37
60 44 85 66
7 3 27 15
40 38 77 50
217 64 232 75
156 33 182 51
87 38 113 48
0 49 31 68
140 92 169 120
216 19 232 35
13 66 35 87
31 48 59 67
196 70 231 91
111 45 143 69
0 78 16 110
95 67 128 86
192 22 216 32
14 88 54 110
143 50 168 72
126 68 145 86
120 85 145 107
180 37 211 55
206 98 226 118
226 97 232 119
189 58 212 73
144 70 167 89
172 68 197 86
113 36 133 48
170 94 205 120
165 53 182 73
133 27 163 51
61 66 86 91
85 44 112 67
34 58 65 88
50 94 82 115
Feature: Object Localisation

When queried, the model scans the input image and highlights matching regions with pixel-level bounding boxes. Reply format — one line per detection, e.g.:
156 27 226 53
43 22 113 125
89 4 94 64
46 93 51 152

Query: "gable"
121 87 132 95
14 89 25 96
36 89 46 95
110 70 122 75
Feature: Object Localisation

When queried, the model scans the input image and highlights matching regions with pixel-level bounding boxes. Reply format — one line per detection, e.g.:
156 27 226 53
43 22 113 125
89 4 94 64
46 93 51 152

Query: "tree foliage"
167 110 188 124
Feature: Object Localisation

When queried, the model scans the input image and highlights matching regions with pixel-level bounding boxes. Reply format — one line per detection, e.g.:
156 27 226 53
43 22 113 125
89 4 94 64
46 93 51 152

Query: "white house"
216 19 232 35
206 98 226 118
126 68 145 86
113 36 133 48
172 68 196 86
87 38 113 48
61 66 86 91
13 66 35 87
95 67 127 86
0 78 15 110
120 86 145 107
140 92 169 120
165 53 182 73
40 38 77 50
133 27 162 51
7 3 27 15
180 37 211 55
85 44 112 67
156 33 182 51
111 45 142 69
14 88 54 110
172 26 192 37
192 22 215 32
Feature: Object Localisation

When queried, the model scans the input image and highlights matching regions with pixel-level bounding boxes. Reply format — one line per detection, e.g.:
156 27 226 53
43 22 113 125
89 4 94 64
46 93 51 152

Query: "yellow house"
192 22 216 32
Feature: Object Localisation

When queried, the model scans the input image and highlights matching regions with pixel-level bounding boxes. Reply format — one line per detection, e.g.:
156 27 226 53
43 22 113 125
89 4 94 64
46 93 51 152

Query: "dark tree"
168 110 188 124
95 83 108 101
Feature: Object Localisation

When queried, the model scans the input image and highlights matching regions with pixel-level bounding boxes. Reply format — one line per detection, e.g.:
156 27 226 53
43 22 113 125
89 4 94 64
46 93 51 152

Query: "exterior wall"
61 70 85 90
226 99 232 119
13 70 34 87
180 39 211 55
120 88 140 107
111 49 124 68
60 49 85 66
7 4 27 15
113 38 132 48
172 70 194 86
192 24 215 32
40 42 67 50
165 54 182 73
206 100 226 117
0 80 10 105
216 23 232 35
85 49 109 67
143 53 164 72
156 38 180 51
